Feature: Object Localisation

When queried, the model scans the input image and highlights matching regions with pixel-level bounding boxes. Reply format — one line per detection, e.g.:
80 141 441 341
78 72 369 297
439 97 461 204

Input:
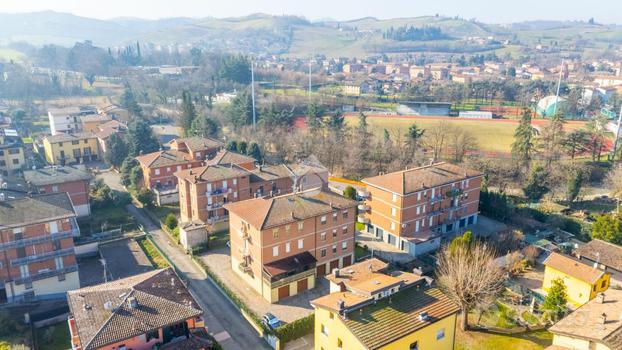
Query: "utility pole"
308 58 312 101
251 58 256 127
553 59 564 115
612 104 622 160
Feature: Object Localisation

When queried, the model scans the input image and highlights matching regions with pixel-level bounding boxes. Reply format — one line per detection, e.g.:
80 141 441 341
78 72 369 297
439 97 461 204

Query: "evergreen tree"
180 90 197 137
306 100 323 132
511 109 537 167
542 278 568 321
523 165 550 201
248 142 262 162
226 90 254 129
592 214 622 244
237 141 248 155
126 117 159 156
190 115 219 138
538 111 566 168
226 140 238 152
406 123 425 161
105 133 129 168
121 83 142 117
566 170 583 203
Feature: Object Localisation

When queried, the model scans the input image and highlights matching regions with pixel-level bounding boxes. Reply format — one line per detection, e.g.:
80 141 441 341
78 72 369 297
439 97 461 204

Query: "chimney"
127 296 138 309
418 312 430 321
171 277 175 287
599 313 607 325
333 268 340 278
596 293 605 304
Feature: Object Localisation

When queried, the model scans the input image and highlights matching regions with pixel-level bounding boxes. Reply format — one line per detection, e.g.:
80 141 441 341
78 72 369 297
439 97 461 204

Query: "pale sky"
2 0 622 24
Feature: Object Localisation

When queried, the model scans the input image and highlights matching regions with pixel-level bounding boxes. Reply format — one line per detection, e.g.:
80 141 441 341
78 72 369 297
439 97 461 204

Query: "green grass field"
345 115 588 153
456 328 553 350
137 238 170 269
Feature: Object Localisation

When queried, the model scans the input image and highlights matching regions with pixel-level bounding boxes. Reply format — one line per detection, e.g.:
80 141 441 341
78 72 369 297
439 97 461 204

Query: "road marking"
214 331 231 342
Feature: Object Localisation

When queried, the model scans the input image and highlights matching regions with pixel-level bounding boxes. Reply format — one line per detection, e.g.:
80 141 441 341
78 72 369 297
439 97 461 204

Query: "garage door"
278 285 290 299
317 264 326 276
343 255 352 267
297 278 308 292
330 259 339 272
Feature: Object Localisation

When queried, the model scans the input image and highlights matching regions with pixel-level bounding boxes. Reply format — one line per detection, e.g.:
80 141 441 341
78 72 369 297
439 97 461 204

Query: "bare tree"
436 242 507 331
449 126 478 162
425 121 448 162
606 163 622 209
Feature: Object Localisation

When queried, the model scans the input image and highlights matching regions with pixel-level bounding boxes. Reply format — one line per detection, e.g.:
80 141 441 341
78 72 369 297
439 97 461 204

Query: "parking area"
199 247 327 324
99 238 154 280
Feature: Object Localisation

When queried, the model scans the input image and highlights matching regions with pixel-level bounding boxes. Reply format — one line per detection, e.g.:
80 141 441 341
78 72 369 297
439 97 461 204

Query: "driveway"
126 204 271 350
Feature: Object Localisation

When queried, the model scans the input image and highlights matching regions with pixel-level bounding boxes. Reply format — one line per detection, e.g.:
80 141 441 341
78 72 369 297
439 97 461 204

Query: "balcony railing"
429 195 444 204
11 247 75 267
0 229 77 251
207 202 224 210
14 264 78 285
265 267 315 289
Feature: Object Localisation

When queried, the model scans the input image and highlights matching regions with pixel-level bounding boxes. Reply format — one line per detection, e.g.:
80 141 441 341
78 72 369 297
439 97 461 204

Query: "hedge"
274 313 315 343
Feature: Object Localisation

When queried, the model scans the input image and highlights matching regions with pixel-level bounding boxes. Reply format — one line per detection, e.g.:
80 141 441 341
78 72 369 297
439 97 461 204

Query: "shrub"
343 185 357 200
0 312 17 337
136 187 154 207
164 213 178 230
274 314 315 343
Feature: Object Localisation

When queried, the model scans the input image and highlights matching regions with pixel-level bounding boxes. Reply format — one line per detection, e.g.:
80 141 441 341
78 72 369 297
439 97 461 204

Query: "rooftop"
549 289 622 349
175 164 249 184
171 136 224 153
135 150 192 168
544 252 605 285
44 132 97 144
67 268 203 350
363 162 482 195
576 239 622 272
0 193 76 229
80 114 111 124
23 165 91 186
206 149 256 167
249 164 293 182
225 188 357 230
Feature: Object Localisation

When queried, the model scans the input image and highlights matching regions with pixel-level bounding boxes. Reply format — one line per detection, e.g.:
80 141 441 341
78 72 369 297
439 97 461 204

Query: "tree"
592 214 622 244
226 90 254 129
306 100 323 132
343 185 357 200
523 165 550 201
120 158 139 186
585 114 608 161
126 117 159 156
226 140 238 152
136 187 154 207
538 111 566 168
512 109 537 166
606 163 622 209
164 213 178 230
237 141 248 155
129 166 143 189
180 90 197 137
121 83 142 117
405 123 425 162
449 231 474 254
248 142 262 162
542 278 568 321
190 115 219 138
566 170 583 203
90 179 114 209
437 241 507 331
561 130 590 159
105 133 129 168
426 121 448 162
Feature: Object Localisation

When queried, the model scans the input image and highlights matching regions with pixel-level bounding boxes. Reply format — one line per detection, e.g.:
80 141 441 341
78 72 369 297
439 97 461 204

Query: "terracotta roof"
362 162 482 195
172 137 223 152
206 149 256 166
343 286 459 349
67 268 202 350
44 132 97 144
576 239 622 272
549 288 622 349
311 291 371 311
326 258 389 286
80 114 111 124
224 188 357 230
249 164 293 182
95 120 127 139
347 272 403 295
135 150 192 168
175 164 249 184
544 252 605 285
23 166 90 186
0 193 76 229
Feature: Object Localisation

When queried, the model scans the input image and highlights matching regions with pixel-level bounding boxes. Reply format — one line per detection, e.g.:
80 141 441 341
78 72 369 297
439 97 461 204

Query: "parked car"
262 313 282 330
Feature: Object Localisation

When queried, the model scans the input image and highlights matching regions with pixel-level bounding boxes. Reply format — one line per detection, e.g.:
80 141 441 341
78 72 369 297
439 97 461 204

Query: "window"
392 193 397 202
58 142 63 147
55 256 64 270
436 328 445 340
16 247 26 258
19 265 29 278
177 165 182 172
71 140 79 145
410 341 418 350
285 242 291 253
390 222 396 230
297 239 303 249
417 192 421 201
333 212 338 222
337 338 343 349
320 232 326 241
0 150 3 156
285 225 291 233
9 148 19 155
0 160 5 166
332 229 337 238
342 210 348 219
273 246 279 257
416 206 420 215
272 228 279 238
332 245 337 254
320 249 326 257
321 324 329 337
52 185 59 192
298 222 304 231
222 180 228 188
415 220 420 232
83 139 88 144
342 226 348 235
391 207 397 217
155 169 160 175
329 312 334 319
166 167 171 173
601 280 607 288
320 216 326 224
72 148 81 159
341 241 347 250
12 159 19 165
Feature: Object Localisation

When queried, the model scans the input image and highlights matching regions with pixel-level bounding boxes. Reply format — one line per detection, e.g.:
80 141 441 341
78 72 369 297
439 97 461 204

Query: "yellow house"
42 132 100 165
312 259 459 350
0 129 26 175
546 289 622 350
543 252 610 307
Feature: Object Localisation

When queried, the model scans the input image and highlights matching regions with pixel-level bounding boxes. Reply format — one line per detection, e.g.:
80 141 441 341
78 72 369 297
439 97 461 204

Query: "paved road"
127 204 271 350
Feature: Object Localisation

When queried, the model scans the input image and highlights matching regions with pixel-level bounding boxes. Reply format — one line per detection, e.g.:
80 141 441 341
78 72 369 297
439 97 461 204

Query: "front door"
278 285 290 299
297 278 308 292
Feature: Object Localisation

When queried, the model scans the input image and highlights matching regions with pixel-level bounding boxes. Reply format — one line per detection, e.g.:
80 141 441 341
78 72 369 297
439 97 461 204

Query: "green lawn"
34 322 71 350
471 302 519 329
77 206 136 236
456 327 553 350
209 230 230 248
137 238 170 269
151 205 180 220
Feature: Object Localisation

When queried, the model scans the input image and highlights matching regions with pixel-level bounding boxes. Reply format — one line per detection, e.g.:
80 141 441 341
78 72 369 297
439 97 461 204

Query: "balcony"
357 204 371 211
207 202 224 210
357 216 370 224
11 247 75 267
357 190 370 198
206 188 226 196
239 261 252 274
0 229 78 251
14 264 78 285
207 215 228 225
429 195 444 204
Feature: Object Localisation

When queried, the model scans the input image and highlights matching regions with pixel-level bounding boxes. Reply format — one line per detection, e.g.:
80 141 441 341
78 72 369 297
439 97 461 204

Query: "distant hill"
0 11 621 57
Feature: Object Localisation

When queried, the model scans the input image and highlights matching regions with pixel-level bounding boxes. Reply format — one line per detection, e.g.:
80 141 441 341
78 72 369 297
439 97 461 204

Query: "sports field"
344 114 589 154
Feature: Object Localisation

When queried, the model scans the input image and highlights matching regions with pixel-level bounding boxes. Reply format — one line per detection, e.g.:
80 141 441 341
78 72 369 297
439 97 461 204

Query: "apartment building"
47 106 98 135
42 132 100 165
0 193 80 303
67 268 211 350
312 258 459 350
135 150 203 190
225 189 357 303
169 136 224 161
361 162 483 257
24 165 92 217
0 129 25 176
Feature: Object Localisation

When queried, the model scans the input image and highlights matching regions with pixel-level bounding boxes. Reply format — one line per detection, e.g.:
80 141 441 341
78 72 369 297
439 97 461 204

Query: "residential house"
576 239 622 289
342 64 365 74
409 65 431 80
97 104 130 123
430 67 449 80
361 162 483 257
94 120 128 155
594 75 622 88
135 150 203 190
23 166 92 217
0 129 25 176
543 252 610 307
546 290 622 350
343 81 372 96
225 189 357 303
47 106 98 135
169 136 224 161
312 258 459 350
80 114 112 133
42 132 100 165
205 149 256 170
0 193 81 303
67 268 211 350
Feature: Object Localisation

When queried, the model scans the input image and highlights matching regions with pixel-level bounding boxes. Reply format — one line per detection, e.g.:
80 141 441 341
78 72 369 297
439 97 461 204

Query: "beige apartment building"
361 162 483 257
225 189 357 303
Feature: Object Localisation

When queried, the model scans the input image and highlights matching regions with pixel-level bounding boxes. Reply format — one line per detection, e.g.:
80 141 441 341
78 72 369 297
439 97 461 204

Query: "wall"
38 180 90 217
6 270 80 302
0 145 25 175
44 137 100 165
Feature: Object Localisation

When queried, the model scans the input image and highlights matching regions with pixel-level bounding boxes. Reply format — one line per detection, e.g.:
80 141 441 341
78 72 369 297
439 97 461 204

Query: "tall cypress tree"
180 90 197 137
511 109 537 167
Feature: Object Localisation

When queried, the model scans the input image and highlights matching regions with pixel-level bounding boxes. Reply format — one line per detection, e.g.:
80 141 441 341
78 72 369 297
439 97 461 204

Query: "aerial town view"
2 0 622 349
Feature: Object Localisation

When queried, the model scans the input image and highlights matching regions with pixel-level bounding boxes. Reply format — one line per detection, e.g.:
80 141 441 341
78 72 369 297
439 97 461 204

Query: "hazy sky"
3 0 622 24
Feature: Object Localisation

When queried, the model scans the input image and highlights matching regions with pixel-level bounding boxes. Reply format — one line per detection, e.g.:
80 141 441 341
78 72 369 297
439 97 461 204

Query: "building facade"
42 132 100 165
47 106 98 135
225 189 357 303
361 162 483 257
0 193 80 303
0 129 25 176
24 166 92 217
